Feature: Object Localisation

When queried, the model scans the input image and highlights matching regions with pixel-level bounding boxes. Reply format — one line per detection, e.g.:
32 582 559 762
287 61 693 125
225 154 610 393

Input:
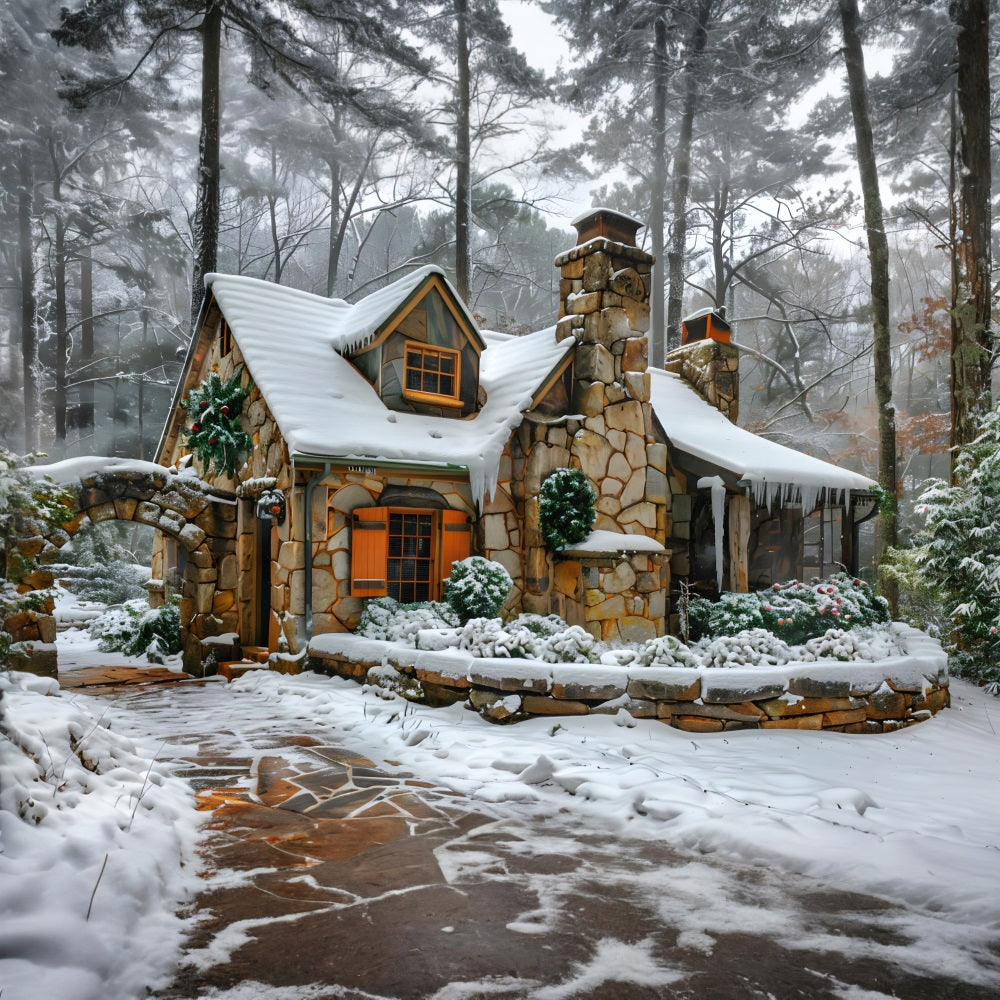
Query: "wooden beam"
727 494 750 592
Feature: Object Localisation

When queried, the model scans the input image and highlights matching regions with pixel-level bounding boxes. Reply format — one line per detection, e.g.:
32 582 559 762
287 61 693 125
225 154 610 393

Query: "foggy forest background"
0 0 995 555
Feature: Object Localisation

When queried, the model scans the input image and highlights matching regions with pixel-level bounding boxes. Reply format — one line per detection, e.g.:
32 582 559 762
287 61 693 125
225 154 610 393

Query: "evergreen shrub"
538 468 596 551
443 556 512 623
690 573 889 645
90 597 181 660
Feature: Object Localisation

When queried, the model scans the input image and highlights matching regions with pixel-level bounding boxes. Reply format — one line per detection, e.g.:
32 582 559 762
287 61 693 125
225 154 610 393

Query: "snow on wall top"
204 271 572 503
27 456 178 485
648 368 875 511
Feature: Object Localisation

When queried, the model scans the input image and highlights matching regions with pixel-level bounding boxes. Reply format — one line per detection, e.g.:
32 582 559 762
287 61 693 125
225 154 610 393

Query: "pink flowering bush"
690 573 889 644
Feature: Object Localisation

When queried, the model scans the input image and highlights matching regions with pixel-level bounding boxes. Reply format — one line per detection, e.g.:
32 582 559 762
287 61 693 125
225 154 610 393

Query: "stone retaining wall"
305 625 949 734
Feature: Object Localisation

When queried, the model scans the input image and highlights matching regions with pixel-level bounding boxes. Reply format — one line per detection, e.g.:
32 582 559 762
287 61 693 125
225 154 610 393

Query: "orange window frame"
402 343 462 408
350 506 471 601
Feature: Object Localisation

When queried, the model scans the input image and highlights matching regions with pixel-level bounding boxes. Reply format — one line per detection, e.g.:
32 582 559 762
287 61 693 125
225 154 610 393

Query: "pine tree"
915 405 1000 689
53 0 433 327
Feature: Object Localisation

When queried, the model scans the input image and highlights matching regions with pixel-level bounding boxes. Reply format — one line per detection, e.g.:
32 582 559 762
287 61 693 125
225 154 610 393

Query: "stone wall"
306 626 950 734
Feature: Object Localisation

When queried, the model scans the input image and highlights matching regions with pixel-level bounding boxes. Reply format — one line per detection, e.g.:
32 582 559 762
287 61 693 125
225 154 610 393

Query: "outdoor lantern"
256 488 286 525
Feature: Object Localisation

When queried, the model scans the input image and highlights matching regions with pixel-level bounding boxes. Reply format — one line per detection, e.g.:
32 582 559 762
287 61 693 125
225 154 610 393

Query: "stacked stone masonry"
307 644 950 735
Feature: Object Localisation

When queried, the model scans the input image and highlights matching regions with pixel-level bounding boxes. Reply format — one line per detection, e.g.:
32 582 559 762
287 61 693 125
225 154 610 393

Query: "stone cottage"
154 208 876 663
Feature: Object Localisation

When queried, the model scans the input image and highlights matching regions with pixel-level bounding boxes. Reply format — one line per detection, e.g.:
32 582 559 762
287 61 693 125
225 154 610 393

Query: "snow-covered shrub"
691 574 889 645
636 633 701 669
457 617 536 658
538 468 596 551
913 405 1000 688
693 628 793 668
90 597 181 660
537 624 596 663
689 591 764 638
356 596 458 642
443 556 512 623
514 613 571 638
798 627 900 663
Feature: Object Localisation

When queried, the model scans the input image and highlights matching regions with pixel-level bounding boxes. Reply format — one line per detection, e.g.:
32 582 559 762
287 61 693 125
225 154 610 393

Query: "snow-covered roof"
648 368 875 511
204 271 573 502
208 266 483 357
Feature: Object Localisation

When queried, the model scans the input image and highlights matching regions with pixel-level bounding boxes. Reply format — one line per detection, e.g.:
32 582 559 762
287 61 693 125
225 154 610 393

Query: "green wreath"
538 468 596 551
182 368 253 477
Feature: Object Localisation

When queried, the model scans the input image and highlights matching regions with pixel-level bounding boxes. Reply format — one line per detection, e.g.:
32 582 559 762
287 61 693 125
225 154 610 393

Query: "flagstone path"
64 665 999 1000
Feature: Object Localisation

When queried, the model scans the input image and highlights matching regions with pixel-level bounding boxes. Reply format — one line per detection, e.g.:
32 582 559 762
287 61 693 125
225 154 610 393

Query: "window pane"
417 537 431 558
388 536 402 557
440 355 454 374
387 561 401 581
399 583 414 603
440 375 453 395
414 583 429 601
406 369 421 390
416 561 430 581
403 536 418 557
425 353 439 372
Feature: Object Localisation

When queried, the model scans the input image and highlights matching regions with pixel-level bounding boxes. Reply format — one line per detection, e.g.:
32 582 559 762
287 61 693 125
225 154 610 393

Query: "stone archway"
20 460 238 674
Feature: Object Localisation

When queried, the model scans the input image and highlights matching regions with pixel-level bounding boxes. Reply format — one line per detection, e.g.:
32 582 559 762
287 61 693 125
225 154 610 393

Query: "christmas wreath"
182 368 253 477
538 468 596 551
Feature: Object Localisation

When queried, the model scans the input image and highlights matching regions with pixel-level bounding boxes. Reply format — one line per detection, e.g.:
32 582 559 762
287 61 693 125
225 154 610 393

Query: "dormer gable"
346 272 486 418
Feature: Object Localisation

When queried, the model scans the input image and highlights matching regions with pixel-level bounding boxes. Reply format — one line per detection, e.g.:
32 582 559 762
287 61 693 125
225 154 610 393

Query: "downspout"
303 462 331 642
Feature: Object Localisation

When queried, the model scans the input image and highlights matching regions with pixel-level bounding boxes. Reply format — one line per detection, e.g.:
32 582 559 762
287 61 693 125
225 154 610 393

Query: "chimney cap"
571 206 644 248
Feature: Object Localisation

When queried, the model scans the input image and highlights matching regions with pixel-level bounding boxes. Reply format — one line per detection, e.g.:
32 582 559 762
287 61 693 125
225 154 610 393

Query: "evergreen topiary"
443 556 513 623
538 468 596 551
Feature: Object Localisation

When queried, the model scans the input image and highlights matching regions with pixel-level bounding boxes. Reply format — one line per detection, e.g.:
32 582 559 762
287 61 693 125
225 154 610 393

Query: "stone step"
241 645 271 664
218 660 270 683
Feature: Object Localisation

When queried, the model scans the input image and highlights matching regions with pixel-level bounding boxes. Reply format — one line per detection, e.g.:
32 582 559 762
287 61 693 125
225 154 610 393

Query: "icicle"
698 475 726 591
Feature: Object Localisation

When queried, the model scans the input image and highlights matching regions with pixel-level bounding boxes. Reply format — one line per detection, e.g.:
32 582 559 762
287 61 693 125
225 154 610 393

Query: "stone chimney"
519 207 669 643
664 308 740 423
555 207 652 409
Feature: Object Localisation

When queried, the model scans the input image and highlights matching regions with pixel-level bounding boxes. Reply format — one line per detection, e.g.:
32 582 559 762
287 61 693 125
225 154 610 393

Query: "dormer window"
341 272 485 417
403 343 463 408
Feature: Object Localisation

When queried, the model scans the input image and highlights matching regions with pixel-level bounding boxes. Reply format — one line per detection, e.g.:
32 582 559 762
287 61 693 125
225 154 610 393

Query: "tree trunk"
839 0 897 600
665 0 711 352
79 246 94 438
454 0 472 303
326 117 342 296
17 146 37 453
649 3 669 367
190 0 223 328
50 146 68 444
949 0 992 471
268 146 282 282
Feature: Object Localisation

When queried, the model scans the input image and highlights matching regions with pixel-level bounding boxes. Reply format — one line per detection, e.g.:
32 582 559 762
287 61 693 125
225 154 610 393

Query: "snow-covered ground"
2 626 999 998
0 667 202 1000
